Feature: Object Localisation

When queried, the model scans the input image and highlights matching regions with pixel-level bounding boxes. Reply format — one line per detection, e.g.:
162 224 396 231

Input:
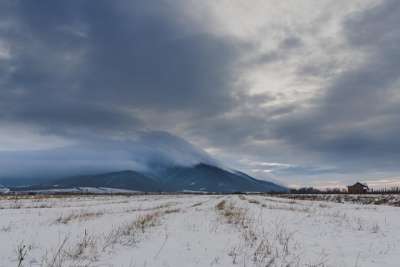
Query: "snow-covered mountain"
0 185 10 194
1 132 287 193
9 163 287 193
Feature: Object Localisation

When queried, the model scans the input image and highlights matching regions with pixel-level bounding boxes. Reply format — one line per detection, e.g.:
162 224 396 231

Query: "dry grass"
370 223 380 233
238 195 247 201
124 202 176 213
321 210 381 233
41 236 69 267
216 200 249 227
103 210 163 250
134 212 162 233
0 195 70 201
1 202 54 210
191 202 203 208
54 211 104 224
215 199 305 267
163 208 181 214
1 224 12 232
261 203 312 213
215 200 226 211
248 199 261 205
38 206 168 266
65 230 98 261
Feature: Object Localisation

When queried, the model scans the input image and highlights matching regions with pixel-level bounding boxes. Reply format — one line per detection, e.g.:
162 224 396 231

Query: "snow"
0 194 399 266
276 193 400 207
26 187 141 194
0 187 9 194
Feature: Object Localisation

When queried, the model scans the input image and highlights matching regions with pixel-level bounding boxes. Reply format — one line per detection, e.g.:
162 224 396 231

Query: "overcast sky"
1 0 400 188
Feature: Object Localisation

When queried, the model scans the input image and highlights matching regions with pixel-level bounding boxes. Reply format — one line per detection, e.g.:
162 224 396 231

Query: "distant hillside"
52 170 162 192
15 163 287 193
158 163 287 192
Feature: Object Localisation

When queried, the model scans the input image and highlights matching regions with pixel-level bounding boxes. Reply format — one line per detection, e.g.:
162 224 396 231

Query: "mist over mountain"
0 131 286 192
0 131 216 180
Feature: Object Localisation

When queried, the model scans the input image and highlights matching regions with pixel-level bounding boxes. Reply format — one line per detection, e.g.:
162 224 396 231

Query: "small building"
347 182 369 194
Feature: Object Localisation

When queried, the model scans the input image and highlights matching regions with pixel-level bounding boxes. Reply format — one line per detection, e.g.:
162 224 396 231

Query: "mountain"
158 163 286 192
13 163 287 193
0 131 288 193
52 170 162 192
0 184 10 194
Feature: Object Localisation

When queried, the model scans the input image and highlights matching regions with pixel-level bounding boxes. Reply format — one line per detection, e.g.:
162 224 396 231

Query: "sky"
0 0 400 188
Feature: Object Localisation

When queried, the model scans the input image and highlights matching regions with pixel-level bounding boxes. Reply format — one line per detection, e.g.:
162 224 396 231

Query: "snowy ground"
276 194 400 207
1 194 399 267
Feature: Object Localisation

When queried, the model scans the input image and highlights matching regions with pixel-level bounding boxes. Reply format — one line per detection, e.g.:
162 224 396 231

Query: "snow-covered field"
1 194 399 267
276 194 400 207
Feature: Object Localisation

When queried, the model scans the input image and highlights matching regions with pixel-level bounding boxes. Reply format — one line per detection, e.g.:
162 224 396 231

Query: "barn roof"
348 182 368 188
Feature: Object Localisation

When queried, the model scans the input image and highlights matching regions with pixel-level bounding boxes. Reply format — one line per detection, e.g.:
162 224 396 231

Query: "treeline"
369 187 400 194
290 187 346 194
290 187 400 194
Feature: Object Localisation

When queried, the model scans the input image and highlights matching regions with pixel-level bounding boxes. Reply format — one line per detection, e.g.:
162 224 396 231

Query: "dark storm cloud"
0 0 239 138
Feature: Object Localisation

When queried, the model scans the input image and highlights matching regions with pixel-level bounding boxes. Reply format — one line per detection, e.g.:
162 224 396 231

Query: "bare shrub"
305 254 328 267
66 229 97 261
102 226 124 251
228 245 243 264
16 242 31 267
243 226 258 246
41 236 69 267
252 238 273 265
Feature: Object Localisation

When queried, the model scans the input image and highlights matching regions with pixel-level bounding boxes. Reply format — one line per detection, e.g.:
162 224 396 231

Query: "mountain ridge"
8 163 287 193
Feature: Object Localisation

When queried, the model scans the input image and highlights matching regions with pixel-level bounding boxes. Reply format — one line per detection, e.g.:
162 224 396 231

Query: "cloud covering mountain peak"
0 131 216 179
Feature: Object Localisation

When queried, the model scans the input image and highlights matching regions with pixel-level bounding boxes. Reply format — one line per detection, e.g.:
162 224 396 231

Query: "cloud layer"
0 131 215 179
1 0 400 187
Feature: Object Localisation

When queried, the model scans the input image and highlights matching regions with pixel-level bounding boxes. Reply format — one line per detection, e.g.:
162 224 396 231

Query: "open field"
275 194 400 207
1 194 399 267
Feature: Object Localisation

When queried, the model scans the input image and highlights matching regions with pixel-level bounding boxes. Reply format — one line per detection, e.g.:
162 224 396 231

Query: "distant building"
347 182 369 194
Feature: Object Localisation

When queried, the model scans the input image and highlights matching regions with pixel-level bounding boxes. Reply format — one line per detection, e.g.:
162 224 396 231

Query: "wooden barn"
347 182 369 194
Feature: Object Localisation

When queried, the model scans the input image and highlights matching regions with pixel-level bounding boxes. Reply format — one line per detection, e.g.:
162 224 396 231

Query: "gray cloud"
1 0 400 186
269 0 400 169
176 0 400 184
0 0 239 139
